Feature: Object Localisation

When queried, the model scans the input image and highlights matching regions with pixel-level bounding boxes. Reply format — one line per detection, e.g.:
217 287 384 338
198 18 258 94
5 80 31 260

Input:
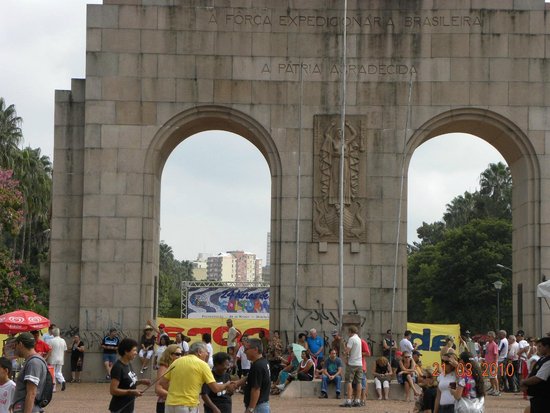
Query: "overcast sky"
1 0 509 263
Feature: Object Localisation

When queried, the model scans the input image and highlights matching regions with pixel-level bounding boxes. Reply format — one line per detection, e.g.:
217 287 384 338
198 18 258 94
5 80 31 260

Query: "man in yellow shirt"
160 342 235 413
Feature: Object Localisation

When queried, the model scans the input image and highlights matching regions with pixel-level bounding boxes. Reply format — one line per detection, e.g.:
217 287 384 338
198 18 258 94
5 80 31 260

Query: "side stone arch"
405 108 541 334
141 105 283 322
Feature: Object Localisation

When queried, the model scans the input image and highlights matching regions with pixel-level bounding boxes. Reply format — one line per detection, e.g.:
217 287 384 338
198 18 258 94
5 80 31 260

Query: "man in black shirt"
241 338 270 413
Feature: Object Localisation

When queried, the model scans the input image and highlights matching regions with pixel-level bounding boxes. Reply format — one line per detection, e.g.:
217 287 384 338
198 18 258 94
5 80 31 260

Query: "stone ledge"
279 379 408 400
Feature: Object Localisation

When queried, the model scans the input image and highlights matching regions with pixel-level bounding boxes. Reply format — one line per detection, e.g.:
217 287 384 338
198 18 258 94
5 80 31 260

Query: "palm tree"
443 191 479 228
0 98 23 169
12 147 52 261
478 162 512 220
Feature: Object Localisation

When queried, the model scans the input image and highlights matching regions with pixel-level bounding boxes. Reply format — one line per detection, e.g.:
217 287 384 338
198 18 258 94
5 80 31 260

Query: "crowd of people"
1 320 549 413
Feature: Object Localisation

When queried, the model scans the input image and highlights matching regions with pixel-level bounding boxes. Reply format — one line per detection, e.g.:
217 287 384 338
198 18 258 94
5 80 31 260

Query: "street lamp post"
496 264 512 272
494 280 503 330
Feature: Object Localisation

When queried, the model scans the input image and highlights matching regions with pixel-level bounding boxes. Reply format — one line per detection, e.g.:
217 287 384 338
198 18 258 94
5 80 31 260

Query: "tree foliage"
0 98 51 314
158 241 195 317
408 163 513 333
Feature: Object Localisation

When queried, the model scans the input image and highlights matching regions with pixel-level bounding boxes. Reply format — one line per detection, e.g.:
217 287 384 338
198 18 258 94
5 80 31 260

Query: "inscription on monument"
313 115 367 243
209 12 482 31
261 61 417 78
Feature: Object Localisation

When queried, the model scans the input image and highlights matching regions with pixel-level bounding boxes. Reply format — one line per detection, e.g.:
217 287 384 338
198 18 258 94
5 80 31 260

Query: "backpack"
26 356 54 407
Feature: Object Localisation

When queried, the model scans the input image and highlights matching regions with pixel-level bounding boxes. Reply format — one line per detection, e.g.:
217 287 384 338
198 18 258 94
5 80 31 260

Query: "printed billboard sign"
187 287 269 319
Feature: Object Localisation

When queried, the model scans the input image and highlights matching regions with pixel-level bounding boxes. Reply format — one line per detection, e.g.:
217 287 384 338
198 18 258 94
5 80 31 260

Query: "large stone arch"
406 108 541 334
141 105 283 323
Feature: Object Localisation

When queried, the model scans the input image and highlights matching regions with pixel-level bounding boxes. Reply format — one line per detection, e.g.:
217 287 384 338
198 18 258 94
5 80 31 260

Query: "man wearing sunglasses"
234 338 271 413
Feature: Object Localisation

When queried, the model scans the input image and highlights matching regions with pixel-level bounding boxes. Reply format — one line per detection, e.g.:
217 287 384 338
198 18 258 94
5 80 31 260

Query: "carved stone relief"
313 115 367 242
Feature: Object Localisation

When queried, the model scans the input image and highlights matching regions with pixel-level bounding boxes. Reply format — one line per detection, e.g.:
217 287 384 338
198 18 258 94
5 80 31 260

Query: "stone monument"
50 0 549 377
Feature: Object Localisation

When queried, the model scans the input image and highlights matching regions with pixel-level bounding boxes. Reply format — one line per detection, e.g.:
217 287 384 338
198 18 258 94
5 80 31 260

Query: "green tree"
13 147 52 262
409 219 512 332
408 162 513 333
158 241 194 317
0 168 45 314
0 98 23 169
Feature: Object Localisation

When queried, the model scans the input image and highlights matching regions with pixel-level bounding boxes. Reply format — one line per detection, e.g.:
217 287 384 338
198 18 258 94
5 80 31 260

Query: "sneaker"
140 369 144 374
143 366 148 370
339 402 352 408
359 401 365 406
276 384 285 391
336 393 341 399
492 391 501 396
61 382 66 391
105 375 111 380
319 392 328 399
351 401 361 407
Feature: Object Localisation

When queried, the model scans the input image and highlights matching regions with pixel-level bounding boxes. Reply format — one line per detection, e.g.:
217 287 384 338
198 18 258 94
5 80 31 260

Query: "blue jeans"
321 374 342 394
254 401 270 413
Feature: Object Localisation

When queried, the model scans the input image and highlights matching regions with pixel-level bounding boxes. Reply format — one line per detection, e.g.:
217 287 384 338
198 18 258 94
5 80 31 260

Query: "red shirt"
485 340 498 363
361 339 371 372
35 339 51 357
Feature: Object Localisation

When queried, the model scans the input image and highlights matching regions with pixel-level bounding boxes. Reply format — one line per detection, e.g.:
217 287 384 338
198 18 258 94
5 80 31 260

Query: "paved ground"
48 382 528 412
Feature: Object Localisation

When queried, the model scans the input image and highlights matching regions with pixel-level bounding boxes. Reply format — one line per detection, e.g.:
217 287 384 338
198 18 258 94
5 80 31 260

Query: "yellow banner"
158 317 269 354
406 322 461 370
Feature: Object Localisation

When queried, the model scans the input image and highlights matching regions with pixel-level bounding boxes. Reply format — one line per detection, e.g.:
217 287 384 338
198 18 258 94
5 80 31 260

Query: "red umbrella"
0 310 50 334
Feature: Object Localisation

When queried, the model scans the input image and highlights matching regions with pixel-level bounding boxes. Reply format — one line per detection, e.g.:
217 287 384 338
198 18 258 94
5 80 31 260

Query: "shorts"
165 406 199 413
397 372 416 385
139 349 154 359
344 365 363 385
103 353 117 364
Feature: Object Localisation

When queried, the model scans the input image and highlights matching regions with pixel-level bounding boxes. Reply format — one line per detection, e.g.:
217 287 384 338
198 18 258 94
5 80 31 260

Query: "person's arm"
147 319 161 336
206 380 235 394
23 381 37 413
202 393 221 413
247 386 261 410
453 382 464 400
434 388 441 413
109 378 142 397
336 365 343 377
155 367 169 398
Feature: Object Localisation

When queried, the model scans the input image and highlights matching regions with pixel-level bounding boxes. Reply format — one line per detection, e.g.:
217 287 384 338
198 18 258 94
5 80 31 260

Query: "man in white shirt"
48 327 67 391
340 326 362 408
399 330 415 354
498 330 509 392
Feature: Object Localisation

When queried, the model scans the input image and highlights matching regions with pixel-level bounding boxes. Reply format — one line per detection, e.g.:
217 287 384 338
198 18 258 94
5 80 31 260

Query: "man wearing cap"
11 332 48 413
331 330 343 357
147 319 169 344
520 337 550 412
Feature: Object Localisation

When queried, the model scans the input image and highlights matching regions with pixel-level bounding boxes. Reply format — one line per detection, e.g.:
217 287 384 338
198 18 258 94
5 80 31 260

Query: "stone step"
279 379 409 400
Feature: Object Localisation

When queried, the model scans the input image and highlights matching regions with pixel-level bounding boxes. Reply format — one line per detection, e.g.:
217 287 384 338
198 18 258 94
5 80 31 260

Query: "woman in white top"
435 352 458 413
154 335 170 369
